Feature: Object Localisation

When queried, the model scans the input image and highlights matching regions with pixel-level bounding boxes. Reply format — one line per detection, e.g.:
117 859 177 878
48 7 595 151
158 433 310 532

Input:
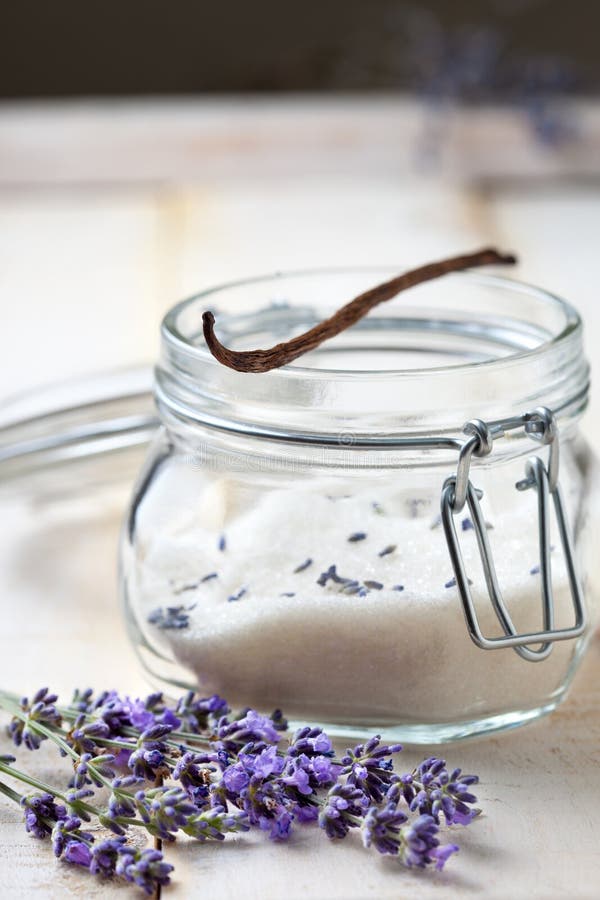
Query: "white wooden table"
1 97 599 898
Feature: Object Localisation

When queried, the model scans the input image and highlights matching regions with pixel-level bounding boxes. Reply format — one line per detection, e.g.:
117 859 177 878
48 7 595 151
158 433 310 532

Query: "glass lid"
0 367 158 478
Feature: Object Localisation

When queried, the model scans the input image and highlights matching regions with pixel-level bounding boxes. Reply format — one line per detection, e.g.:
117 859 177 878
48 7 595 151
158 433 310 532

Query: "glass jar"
120 268 600 743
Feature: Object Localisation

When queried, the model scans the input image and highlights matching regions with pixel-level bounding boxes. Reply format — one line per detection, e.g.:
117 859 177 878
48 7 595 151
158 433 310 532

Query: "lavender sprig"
8 689 62 750
319 783 369 839
128 724 173 780
0 777 171 895
399 756 480 825
22 791 67 838
0 687 482 892
340 735 403 803
115 846 174 894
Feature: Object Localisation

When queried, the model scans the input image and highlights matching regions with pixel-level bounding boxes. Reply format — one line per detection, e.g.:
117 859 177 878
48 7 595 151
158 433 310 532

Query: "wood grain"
0 98 599 899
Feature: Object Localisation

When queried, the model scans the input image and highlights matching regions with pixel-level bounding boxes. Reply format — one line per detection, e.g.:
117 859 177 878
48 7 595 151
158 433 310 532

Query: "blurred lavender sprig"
404 8 581 160
0 687 482 893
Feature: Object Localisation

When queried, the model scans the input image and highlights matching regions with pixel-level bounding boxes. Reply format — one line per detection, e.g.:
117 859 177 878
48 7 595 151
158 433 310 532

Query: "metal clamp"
441 407 586 662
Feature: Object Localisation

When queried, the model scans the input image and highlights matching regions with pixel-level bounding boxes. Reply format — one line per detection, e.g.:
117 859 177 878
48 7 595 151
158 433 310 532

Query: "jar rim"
157 267 589 443
162 268 581 379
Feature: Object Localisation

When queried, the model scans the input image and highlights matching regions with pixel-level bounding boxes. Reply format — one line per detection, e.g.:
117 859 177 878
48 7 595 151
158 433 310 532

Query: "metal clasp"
441 407 586 662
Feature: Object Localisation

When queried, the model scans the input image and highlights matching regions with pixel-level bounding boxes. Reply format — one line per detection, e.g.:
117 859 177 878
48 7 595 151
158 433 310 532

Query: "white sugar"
135 476 586 726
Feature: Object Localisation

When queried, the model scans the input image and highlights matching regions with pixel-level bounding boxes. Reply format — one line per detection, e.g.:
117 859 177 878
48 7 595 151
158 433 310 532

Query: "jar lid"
0 367 157 477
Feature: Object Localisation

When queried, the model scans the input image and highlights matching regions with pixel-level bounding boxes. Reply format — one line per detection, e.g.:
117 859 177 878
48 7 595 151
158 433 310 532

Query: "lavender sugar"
135 473 588 727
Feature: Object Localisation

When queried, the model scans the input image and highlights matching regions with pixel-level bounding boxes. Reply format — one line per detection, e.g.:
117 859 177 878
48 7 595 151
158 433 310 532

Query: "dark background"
2 0 599 98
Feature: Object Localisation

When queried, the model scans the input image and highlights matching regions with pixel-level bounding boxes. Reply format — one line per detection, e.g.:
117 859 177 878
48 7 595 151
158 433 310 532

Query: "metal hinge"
441 407 586 662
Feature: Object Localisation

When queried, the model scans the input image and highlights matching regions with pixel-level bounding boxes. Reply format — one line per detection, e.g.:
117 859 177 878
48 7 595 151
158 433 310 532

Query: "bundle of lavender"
0 688 480 894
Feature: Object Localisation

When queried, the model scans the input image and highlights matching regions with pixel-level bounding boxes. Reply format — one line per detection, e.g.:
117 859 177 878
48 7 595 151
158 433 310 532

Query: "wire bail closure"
441 406 586 662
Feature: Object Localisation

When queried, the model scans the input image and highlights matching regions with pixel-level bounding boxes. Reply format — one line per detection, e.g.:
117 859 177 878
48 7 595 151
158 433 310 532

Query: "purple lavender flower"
362 803 408 854
92 691 132 733
135 786 198 841
221 743 283 798
21 792 67 838
102 786 138 834
401 757 480 826
64 840 93 866
257 806 294 841
172 580 202 596
398 814 458 870
294 802 319 824
222 761 251 794
128 723 173 780
89 835 127 876
280 757 312 796
316 564 353 587
147 604 194 629
270 708 288 732
288 726 333 758
234 769 292 841
65 787 95 822
173 751 214 798
281 749 340 805
248 744 284 778
9 688 62 750
2 687 482 884
431 842 460 870
183 805 250 841
445 576 473 589
310 755 340 786
341 736 403 803
67 716 111 755
51 815 93 859
175 691 230 733
91 691 181 739
217 709 281 748
115 846 174 895
378 544 396 557
85 690 181 738
69 688 95 713
319 784 369 839
69 752 115 789
139 693 182 730
277 756 326 823
128 695 162 730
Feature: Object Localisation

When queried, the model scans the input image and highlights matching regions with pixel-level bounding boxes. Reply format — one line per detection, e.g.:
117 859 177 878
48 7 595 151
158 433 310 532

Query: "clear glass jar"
120 269 600 743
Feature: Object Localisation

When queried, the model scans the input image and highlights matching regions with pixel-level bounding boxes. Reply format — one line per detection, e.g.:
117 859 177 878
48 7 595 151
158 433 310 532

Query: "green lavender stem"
0 762 149 830
0 697 157 825
0 779 24 805
0 689 213 752
0 697 115 790
0 759 71 802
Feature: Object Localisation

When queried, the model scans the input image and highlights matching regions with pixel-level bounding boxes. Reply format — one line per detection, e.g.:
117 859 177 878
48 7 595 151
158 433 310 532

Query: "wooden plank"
1 100 599 899
173 175 491 298
0 98 599 185
167 641 600 900
484 184 600 445
0 189 165 399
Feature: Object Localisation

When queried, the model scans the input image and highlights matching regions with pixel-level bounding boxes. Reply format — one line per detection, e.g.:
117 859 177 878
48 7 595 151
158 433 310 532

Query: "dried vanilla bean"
202 247 516 372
